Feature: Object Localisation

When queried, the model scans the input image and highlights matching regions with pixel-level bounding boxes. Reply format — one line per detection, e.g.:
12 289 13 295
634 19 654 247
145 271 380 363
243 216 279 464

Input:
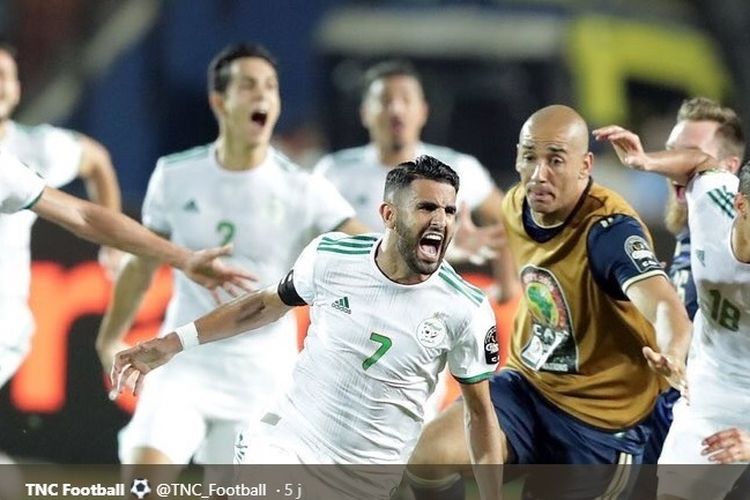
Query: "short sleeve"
291 233 330 304
686 171 738 243
454 155 494 211
311 154 334 179
305 174 356 232
141 161 171 235
38 125 83 188
448 299 499 384
587 214 667 299
0 149 46 213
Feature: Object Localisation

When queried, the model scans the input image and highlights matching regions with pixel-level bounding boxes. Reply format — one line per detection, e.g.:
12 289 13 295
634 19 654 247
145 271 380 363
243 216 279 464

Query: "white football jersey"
685 171 750 417
0 148 45 214
142 143 355 363
314 143 495 229
264 232 498 463
0 122 82 306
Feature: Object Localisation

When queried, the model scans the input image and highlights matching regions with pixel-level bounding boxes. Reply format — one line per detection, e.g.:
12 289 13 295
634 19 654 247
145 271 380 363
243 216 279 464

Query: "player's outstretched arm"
702 427 750 463
31 187 255 294
461 380 504 500
593 125 717 185
110 286 293 397
625 275 692 394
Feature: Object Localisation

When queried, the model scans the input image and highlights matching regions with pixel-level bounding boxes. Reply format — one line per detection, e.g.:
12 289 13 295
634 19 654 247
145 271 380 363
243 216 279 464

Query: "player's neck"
731 217 750 263
376 142 418 168
0 118 9 140
215 136 268 171
375 236 430 285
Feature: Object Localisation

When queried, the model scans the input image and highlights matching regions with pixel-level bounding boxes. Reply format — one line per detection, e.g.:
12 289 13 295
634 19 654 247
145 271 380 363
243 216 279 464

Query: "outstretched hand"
702 427 750 463
182 244 256 303
643 346 688 398
593 125 649 171
109 335 182 399
452 202 506 265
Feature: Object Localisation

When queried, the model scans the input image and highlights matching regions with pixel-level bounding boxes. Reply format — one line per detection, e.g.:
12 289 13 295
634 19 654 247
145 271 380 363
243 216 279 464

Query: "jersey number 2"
363 332 392 370
216 220 236 245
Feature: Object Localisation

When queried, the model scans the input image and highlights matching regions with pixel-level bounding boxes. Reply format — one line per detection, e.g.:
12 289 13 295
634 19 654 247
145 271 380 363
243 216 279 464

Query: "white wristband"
174 322 200 350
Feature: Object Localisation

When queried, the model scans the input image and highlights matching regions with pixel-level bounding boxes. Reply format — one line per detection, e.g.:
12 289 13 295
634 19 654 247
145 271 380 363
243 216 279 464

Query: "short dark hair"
361 59 422 101
738 160 750 198
677 97 745 161
384 155 459 202
208 43 277 94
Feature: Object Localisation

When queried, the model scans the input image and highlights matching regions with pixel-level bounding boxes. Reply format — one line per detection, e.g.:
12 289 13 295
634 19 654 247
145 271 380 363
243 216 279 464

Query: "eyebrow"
519 143 568 153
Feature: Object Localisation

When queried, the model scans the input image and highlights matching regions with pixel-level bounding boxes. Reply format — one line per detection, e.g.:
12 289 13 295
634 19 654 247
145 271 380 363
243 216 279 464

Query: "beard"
394 217 442 276
664 191 688 236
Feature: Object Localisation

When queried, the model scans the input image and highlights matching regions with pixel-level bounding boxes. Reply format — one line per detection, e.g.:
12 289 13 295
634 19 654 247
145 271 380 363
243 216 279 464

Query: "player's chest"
167 181 305 250
313 282 454 370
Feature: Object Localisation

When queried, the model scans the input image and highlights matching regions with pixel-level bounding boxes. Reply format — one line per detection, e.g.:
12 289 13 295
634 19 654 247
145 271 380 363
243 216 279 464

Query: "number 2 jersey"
142 143 355 359
685 171 750 418
271 233 499 463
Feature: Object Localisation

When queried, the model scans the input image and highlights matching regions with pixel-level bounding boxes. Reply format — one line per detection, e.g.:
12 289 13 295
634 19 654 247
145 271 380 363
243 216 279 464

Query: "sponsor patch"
624 235 661 273
484 326 499 364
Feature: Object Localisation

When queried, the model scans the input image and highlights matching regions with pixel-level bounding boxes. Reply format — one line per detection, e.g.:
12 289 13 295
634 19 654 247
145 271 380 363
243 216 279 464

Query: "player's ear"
380 202 396 229
734 192 748 217
579 151 594 179
208 91 225 118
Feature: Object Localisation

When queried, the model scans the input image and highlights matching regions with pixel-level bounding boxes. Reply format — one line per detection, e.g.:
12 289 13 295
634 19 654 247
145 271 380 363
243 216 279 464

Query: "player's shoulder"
585 182 640 219
435 261 487 309
313 232 380 257
11 122 75 142
318 146 369 170
269 148 303 174
421 143 475 164
688 171 738 219
159 143 212 169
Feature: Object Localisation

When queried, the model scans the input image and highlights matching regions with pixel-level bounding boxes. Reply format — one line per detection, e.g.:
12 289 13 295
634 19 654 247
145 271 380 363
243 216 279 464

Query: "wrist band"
175 322 200 350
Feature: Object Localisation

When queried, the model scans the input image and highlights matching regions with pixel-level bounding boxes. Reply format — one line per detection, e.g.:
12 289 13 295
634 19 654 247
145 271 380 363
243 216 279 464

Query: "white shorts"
234 416 402 500
119 347 294 464
0 304 34 388
657 397 748 499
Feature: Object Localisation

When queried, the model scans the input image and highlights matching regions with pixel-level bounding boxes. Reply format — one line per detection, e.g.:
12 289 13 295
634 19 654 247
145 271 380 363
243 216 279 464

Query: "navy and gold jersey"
668 229 698 320
502 180 668 429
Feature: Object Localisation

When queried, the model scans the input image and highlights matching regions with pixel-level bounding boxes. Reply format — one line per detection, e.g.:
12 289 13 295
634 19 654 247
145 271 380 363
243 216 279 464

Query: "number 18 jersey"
686 171 750 414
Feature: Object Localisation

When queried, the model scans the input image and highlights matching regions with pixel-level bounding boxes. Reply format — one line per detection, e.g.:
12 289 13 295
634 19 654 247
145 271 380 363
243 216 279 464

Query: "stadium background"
1 0 749 463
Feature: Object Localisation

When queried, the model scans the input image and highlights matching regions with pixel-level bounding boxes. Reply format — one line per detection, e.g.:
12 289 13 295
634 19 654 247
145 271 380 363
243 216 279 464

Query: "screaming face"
393 179 456 276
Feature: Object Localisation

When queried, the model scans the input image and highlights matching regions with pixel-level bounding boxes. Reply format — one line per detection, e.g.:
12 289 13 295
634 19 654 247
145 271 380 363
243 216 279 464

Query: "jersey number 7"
362 332 392 370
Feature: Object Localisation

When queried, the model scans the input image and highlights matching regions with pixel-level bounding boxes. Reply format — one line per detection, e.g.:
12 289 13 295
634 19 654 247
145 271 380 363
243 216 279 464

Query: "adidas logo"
696 249 705 266
182 199 199 212
331 296 351 314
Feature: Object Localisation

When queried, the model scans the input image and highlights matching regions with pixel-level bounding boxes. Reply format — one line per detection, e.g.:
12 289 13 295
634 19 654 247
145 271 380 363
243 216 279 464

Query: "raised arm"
593 124 717 185
31 187 254 291
110 285 293 396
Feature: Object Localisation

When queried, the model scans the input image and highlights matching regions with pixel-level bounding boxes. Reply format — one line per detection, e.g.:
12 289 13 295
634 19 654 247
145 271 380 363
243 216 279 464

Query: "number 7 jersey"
275 232 499 463
686 171 750 406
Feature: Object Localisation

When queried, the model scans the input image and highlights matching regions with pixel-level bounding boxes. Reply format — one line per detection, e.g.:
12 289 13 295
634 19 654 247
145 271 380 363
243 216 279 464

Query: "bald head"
515 105 594 226
520 105 590 155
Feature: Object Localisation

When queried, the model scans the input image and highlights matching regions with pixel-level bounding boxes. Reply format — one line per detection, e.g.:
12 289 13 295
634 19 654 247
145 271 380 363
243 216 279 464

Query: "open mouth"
250 111 268 128
672 183 687 203
417 231 444 262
